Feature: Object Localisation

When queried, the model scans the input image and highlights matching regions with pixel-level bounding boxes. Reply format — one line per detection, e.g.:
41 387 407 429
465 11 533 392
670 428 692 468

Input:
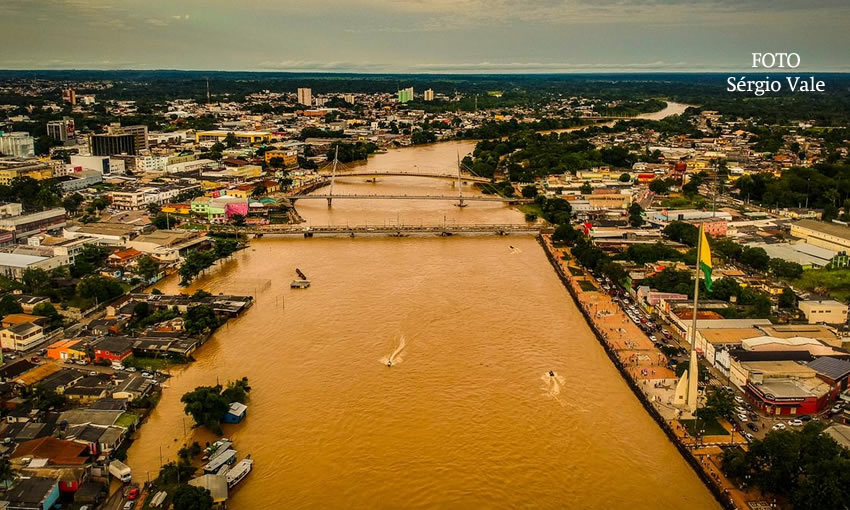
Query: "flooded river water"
126 137 717 509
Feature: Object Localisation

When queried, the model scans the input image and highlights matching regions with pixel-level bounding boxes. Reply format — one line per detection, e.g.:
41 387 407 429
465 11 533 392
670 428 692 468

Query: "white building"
70 155 125 175
0 132 35 158
1 322 45 351
135 155 169 173
297 88 312 106
799 300 849 325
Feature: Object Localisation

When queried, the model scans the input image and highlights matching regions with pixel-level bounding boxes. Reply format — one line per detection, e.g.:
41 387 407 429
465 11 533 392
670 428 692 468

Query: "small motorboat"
387 360 393 367
548 371 555 377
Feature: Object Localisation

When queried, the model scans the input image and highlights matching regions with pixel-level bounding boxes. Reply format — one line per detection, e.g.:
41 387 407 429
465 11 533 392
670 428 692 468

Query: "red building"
92 337 134 362
747 378 830 416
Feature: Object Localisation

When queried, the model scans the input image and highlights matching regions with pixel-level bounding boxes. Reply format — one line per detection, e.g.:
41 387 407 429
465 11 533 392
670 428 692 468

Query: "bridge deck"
211 223 545 235
289 194 530 203
318 171 491 183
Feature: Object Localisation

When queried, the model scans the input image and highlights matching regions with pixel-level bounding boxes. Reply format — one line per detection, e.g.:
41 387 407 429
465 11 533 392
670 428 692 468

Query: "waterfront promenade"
539 235 764 510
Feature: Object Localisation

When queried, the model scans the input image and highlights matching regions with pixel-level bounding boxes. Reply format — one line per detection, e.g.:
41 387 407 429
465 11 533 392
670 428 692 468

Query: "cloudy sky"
1 0 848 72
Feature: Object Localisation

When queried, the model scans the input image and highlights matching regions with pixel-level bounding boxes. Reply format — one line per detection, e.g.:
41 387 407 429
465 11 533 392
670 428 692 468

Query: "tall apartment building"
424 89 435 101
343 94 356 104
89 133 136 156
62 88 76 105
397 87 414 103
46 117 75 142
297 88 312 106
89 124 148 156
0 132 35 158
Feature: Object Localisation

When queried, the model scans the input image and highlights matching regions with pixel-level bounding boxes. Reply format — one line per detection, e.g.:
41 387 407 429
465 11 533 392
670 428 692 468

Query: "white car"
125 367 137 373
737 414 749 423
89 371 98 376
744 432 754 442
788 419 803 426
650 335 658 342
142 372 153 379
772 423 787 431
734 396 744 404
832 404 845 413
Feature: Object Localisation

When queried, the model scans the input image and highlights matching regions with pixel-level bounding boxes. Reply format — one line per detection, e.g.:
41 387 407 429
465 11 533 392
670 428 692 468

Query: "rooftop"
795 219 850 241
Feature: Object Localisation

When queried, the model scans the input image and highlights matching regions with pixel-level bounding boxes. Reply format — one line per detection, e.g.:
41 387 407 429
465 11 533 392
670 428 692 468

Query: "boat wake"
509 245 522 255
380 335 407 367
541 372 567 406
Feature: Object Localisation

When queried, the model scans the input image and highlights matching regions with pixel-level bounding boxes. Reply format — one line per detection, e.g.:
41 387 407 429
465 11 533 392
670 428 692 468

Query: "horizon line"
1 68 849 76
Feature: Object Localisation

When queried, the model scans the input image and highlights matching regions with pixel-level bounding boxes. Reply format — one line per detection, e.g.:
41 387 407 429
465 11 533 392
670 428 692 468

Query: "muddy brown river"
126 140 718 509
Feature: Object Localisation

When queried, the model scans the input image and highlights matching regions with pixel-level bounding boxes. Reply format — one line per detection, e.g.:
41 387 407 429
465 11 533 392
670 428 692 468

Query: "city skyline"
1 0 848 72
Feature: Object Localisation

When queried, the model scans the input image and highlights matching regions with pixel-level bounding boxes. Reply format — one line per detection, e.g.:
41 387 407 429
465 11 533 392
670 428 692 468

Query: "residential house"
1 322 45 351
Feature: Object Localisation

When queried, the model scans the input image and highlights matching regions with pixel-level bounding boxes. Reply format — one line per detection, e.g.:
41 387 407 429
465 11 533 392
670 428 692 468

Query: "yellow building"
195 130 272 144
0 163 53 185
264 149 298 167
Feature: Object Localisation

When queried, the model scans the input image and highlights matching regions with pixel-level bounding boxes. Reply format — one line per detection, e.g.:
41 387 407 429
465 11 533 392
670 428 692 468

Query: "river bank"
538 234 757 510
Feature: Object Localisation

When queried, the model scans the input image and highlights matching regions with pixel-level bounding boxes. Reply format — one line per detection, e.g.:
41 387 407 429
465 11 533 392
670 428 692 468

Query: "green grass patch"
569 267 584 276
681 417 728 436
115 412 140 429
794 268 850 303
124 356 188 372
517 203 544 219
660 195 707 210
578 281 597 292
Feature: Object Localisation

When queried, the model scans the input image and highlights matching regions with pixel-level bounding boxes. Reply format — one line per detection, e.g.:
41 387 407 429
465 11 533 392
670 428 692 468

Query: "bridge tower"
328 146 338 207
456 152 467 208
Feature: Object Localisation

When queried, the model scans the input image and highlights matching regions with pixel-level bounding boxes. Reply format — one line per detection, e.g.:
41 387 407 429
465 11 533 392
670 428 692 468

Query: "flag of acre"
699 226 713 291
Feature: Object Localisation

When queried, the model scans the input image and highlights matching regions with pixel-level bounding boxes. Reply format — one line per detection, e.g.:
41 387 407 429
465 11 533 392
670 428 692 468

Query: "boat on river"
202 439 232 460
203 448 237 474
291 279 311 288
226 455 253 488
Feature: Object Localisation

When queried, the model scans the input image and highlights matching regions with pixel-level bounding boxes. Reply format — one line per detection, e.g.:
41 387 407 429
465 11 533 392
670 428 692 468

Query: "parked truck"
109 460 132 483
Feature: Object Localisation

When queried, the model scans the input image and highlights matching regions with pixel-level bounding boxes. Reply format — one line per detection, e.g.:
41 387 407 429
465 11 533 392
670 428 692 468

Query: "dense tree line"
722 422 850 510
178 239 239 285
326 141 378 163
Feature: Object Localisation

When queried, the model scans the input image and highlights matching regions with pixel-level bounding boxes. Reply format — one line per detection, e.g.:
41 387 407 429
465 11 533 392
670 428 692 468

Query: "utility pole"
206 78 210 104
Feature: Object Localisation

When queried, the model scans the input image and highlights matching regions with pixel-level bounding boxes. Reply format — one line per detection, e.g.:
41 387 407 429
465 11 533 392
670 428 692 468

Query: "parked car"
772 423 787 431
788 419 803 426
123 502 135 510
746 422 758 432
30 357 40 363
737 414 749 423
744 432 754 442
831 403 844 413
800 415 813 422
89 371 98 376
125 367 137 373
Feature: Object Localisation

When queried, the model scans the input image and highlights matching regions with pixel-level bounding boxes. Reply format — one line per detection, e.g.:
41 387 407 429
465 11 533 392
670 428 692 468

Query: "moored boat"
226 455 253 488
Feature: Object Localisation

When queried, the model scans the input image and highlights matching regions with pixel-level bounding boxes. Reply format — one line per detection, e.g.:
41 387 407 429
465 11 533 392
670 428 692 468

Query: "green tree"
252 184 267 197
32 384 66 411
21 268 50 294
779 287 797 309
663 221 699 247
580 182 592 195
230 214 246 227
628 203 644 227
32 302 63 328
181 385 230 434
649 178 670 194
152 214 172 230
521 185 538 198
184 305 219 335
76 276 124 304
224 132 239 148
740 246 770 271
135 255 160 281
0 295 23 316
172 484 213 510
619 173 631 183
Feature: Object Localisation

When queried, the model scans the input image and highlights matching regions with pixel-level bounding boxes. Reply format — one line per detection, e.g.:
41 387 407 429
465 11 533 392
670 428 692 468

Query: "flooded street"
125 139 718 509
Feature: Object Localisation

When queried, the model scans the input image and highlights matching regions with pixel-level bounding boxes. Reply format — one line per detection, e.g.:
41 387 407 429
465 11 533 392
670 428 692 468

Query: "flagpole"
686 224 703 413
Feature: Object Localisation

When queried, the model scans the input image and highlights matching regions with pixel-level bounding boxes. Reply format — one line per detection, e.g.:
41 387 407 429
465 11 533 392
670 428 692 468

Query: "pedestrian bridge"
211 223 548 237
317 170 491 183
